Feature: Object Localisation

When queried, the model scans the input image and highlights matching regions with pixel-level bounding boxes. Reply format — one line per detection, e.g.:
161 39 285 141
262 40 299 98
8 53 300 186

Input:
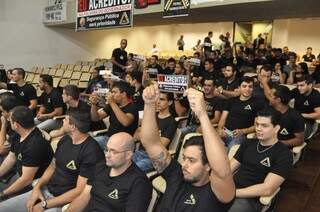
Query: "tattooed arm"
141 83 171 173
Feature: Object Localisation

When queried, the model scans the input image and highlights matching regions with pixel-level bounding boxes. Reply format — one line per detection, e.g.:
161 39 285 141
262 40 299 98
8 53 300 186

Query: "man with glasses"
0 111 104 211
65 132 152 212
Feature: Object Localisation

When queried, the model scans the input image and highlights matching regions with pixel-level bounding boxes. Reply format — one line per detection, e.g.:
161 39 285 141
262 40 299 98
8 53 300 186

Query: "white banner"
43 0 67 23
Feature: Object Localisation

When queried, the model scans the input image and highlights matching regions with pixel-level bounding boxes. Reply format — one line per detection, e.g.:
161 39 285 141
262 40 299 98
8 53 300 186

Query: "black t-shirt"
234 139 293 188
133 86 144 111
252 81 276 106
160 67 175 75
112 48 128 74
7 83 37 107
205 96 224 120
10 128 53 179
291 88 320 124
85 162 152 212
159 160 233 212
224 97 265 130
158 115 178 142
39 88 65 114
204 36 212 52
219 78 240 91
276 107 305 141
302 54 315 62
103 102 138 136
47 135 105 196
147 64 163 78
7 126 20 147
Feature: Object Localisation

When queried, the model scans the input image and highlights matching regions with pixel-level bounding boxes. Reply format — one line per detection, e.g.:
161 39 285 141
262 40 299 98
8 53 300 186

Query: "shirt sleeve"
270 147 293 178
111 49 117 58
161 159 183 189
293 111 305 133
125 177 152 212
25 85 37 100
51 91 65 109
22 138 53 167
222 98 233 111
233 140 251 163
161 118 178 141
312 91 320 108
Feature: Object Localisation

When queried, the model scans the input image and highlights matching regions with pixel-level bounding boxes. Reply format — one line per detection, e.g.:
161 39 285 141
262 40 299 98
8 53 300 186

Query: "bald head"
108 132 135 152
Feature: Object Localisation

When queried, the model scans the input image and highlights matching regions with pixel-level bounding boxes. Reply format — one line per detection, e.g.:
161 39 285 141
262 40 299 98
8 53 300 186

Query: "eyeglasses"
104 148 130 155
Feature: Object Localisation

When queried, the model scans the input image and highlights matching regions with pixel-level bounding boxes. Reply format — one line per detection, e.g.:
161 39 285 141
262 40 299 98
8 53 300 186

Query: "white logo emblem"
280 128 289 135
120 55 124 60
20 91 24 96
48 98 51 103
260 157 271 167
108 189 119 200
17 153 22 160
244 105 252 110
66 160 77 170
304 100 309 106
184 194 196 205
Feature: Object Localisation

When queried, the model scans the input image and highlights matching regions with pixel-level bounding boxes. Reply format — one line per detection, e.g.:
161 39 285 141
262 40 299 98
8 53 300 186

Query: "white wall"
272 18 320 56
0 0 96 70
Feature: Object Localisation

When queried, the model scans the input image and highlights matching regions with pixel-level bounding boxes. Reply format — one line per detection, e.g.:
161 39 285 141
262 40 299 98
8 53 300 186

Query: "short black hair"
130 71 143 84
208 31 213 35
307 47 312 50
274 85 292 105
13 68 26 78
161 92 174 101
204 58 214 65
10 106 35 129
64 85 80 100
296 75 314 85
67 111 91 133
183 136 208 165
261 64 273 73
193 52 200 57
239 76 254 85
298 62 309 75
40 74 53 87
112 81 134 98
0 96 23 112
151 55 158 60
257 108 281 127
167 57 176 64
225 64 236 72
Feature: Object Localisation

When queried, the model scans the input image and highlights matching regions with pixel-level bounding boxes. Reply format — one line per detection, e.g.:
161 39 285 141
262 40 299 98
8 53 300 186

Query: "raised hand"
142 82 160 105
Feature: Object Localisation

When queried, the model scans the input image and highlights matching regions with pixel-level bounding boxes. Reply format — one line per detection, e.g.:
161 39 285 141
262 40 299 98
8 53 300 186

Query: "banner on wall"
76 0 133 31
43 0 67 23
163 0 190 18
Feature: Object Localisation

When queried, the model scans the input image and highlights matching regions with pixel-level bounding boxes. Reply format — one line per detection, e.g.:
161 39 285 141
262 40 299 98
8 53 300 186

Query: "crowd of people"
0 32 319 211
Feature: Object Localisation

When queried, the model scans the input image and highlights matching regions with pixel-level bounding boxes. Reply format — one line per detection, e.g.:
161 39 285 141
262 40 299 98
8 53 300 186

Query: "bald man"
65 132 152 212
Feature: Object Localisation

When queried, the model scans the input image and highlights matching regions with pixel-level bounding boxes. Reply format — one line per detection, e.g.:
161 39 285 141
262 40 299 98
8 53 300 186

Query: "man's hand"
27 188 45 212
186 88 207 118
89 93 99 105
259 74 269 86
1 116 8 127
142 82 160 105
218 128 226 138
31 203 44 212
36 114 48 121
106 92 115 104
232 129 244 137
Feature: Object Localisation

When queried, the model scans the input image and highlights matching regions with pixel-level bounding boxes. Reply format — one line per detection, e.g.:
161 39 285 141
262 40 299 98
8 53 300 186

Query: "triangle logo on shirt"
108 189 119 200
260 157 271 167
20 91 24 96
184 194 196 205
17 153 22 161
66 160 77 170
280 128 289 135
304 100 309 106
244 105 252 110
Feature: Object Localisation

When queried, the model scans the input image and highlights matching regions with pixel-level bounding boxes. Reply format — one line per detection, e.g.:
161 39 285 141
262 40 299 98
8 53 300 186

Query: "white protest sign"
157 74 188 93
189 58 201 66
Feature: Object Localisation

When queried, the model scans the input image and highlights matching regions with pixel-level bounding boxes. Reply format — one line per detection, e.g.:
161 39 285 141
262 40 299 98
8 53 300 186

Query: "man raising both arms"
141 83 235 211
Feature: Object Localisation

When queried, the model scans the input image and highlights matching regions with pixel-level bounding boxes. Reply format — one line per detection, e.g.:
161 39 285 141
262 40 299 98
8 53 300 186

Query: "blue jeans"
228 198 262 212
180 124 198 136
93 135 109 150
132 150 154 172
34 118 62 132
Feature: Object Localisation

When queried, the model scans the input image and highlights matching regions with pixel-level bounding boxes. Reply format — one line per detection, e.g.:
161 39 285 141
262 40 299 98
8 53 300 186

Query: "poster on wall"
163 0 190 18
76 0 133 31
43 0 67 23
134 0 161 9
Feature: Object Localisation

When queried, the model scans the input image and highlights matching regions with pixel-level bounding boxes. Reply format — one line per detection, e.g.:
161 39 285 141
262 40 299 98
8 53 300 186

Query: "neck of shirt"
19 127 35 142
109 161 132 177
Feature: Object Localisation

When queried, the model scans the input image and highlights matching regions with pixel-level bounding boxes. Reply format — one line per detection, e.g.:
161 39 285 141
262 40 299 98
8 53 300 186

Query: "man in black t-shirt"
218 77 265 150
65 132 152 212
133 92 178 172
199 59 223 83
161 57 176 75
229 109 293 212
140 84 235 212
0 68 37 111
269 85 305 147
128 71 144 111
0 106 53 201
217 64 240 99
35 75 65 132
204 31 213 58
145 55 163 79
0 111 105 211
302 47 316 62
111 39 128 77
90 81 138 149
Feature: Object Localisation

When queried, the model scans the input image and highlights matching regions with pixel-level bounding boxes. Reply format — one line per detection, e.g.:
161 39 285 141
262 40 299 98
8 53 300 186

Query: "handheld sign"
189 58 201 66
157 74 188 93
95 88 109 95
204 42 212 47
147 68 158 75
133 54 146 62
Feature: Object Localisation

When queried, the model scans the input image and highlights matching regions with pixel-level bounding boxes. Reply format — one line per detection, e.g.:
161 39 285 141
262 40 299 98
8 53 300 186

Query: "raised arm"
186 88 235 203
141 83 171 173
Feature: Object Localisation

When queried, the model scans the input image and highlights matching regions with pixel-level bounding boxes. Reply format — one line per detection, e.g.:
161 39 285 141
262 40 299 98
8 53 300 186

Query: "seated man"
90 81 139 148
144 55 163 80
133 92 177 172
269 85 305 147
217 64 240 99
0 106 53 201
0 68 37 111
229 109 293 212
0 111 105 211
140 83 235 211
218 76 265 149
35 74 65 132
65 132 152 212
127 71 144 111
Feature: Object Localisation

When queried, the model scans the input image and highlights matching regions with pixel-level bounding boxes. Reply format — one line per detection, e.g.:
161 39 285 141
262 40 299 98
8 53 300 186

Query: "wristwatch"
41 200 48 209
